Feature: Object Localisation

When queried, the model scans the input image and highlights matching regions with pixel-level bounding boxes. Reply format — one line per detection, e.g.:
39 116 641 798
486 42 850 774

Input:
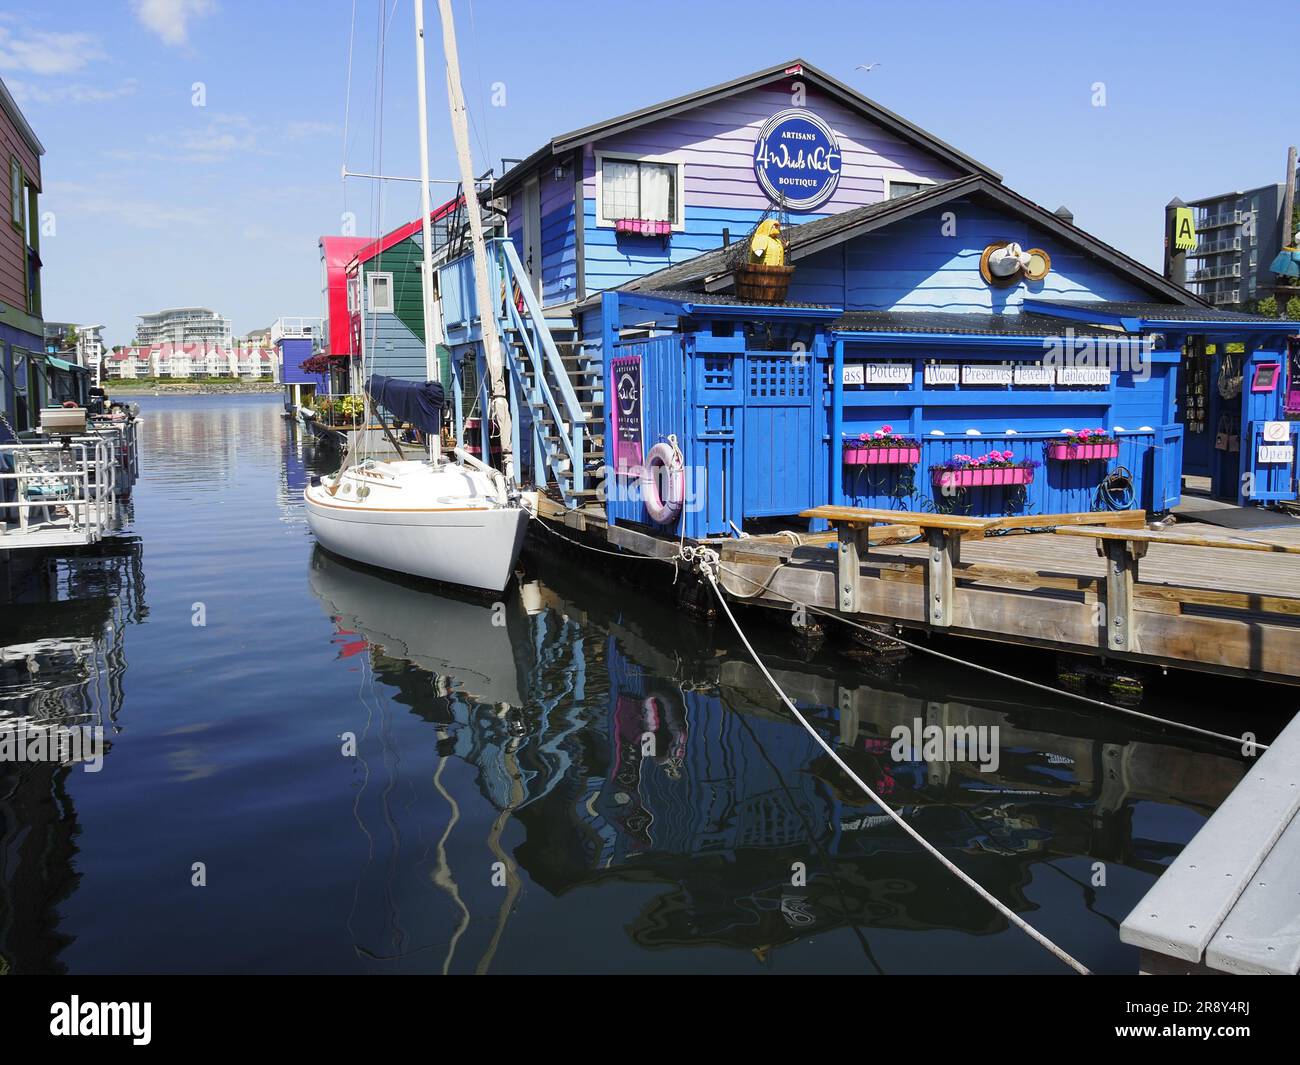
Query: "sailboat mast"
413 0 441 462
432 0 515 488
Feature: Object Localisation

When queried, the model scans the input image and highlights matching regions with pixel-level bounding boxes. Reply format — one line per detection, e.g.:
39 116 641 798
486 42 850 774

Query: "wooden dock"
535 498 1300 686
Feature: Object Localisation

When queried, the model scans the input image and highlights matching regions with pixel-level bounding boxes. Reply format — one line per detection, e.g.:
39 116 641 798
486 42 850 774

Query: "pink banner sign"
611 355 644 474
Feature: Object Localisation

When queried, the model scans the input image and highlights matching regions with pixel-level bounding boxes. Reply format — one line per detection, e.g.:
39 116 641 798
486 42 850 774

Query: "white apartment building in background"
135 307 233 347
103 342 274 380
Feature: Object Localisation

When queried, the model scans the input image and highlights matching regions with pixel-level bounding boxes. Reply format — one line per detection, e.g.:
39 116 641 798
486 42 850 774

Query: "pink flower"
1002 450 1014 460
873 429 885 439
881 424 893 434
1095 427 1106 434
858 432 869 442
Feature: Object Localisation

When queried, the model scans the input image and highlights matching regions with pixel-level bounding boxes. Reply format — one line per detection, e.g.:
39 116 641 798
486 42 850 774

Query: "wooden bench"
1121 711 1300 975
801 506 1146 624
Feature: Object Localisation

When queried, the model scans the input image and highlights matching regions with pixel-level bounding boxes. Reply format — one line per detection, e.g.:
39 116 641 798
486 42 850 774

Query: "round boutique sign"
753 108 843 212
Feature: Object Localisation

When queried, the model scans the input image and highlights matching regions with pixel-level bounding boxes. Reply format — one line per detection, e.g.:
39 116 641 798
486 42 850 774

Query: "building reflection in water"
306 546 1247 972
0 540 146 973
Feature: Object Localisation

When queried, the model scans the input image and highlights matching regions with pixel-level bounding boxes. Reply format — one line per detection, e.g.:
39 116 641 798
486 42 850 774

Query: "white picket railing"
0 436 122 548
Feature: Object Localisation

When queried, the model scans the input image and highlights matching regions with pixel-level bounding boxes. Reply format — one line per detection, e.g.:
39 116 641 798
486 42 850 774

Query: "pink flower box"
614 218 672 237
932 465 1035 490
843 446 921 466
1046 442 1119 461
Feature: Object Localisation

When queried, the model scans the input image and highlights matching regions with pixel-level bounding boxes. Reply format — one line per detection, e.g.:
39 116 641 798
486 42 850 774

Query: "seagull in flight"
855 62 882 72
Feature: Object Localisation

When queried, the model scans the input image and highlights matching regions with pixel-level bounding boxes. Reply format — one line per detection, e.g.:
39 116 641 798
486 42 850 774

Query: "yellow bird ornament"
749 219 785 266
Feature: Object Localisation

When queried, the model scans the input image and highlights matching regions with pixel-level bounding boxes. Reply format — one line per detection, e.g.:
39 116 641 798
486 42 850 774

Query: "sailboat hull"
303 461 529 592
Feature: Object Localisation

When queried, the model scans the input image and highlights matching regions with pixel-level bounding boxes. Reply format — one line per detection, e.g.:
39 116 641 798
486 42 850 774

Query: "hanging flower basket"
1047 442 1118 461
842 426 920 465
1046 428 1117 462
614 218 672 237
735 262 795 303
845 445 921 466
933 465 1035 490
931 449 1036 490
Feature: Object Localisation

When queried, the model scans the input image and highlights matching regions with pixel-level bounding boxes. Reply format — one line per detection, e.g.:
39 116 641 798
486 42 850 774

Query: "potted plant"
1046 427 1119 461
843 425 922 466
335 394 364 427
931 450 1038 490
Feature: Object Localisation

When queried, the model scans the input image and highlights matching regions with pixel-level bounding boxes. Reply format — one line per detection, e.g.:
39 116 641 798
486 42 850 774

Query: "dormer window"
596 152 683 231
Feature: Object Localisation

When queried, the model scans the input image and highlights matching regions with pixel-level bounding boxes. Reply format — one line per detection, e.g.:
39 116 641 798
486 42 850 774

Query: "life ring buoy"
641 436 685 526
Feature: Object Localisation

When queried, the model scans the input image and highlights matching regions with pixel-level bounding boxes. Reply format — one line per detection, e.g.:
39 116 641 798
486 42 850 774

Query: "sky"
2 0 1297 346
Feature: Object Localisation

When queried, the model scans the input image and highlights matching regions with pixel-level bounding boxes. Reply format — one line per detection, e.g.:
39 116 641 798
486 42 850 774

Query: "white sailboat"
305 0 529 594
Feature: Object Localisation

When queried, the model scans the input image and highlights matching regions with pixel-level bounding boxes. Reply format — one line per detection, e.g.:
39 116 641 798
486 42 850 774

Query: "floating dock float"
538 497 1300 686
1121 711 1300 975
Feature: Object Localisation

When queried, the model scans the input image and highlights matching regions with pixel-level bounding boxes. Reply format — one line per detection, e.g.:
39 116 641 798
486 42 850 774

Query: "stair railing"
489 238 588 501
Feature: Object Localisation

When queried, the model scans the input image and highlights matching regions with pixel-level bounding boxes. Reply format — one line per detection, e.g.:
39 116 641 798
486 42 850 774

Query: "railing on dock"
834 428 1179 516
0 436 121 549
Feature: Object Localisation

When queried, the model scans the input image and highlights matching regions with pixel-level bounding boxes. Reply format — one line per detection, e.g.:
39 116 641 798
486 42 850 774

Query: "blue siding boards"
540 199 577 304
279 337 325 387
786 199 1152 312
367 314 426 381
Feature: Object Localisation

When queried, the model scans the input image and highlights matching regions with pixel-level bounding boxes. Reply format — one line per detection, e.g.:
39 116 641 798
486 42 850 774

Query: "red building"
0 75 44 435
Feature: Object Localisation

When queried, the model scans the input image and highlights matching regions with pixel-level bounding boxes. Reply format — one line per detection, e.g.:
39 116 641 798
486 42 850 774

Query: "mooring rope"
711 557 1264 752
674 545 1090 974
531 517 1265 752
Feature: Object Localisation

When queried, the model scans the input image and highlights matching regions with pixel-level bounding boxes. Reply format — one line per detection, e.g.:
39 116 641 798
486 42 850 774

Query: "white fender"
641 436 685 526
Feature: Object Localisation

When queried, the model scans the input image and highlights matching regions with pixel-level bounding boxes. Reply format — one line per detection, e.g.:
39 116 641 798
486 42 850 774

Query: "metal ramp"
1121 711 1300 975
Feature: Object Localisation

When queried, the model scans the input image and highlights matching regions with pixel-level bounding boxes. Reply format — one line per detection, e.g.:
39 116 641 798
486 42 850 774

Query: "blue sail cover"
366 374 445 435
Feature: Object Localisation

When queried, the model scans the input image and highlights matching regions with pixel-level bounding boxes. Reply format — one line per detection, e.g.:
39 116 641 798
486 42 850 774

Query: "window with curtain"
600 158 677 224
889 181 926 200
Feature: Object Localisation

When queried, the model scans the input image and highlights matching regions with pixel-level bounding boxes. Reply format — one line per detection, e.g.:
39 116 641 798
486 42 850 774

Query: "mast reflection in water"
0 397 1260 975
307 536 1247 975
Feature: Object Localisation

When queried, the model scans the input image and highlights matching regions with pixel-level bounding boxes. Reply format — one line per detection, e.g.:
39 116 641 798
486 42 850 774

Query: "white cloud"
0 26 104 75
132 0 217 48
8 79 138 106
282 119 338 141
47 180 219 231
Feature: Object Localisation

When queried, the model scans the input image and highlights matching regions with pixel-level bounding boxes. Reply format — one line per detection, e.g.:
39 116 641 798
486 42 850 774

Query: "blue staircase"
440 238 604 511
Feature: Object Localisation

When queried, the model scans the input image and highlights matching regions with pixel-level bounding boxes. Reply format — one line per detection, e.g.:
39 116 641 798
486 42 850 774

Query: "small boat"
304 376 529 593
308 0 530 595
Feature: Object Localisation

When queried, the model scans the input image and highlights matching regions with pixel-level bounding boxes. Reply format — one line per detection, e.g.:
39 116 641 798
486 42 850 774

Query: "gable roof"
353 194 467 267
613 175 1202 308
0 76 44 159
493 58 999 199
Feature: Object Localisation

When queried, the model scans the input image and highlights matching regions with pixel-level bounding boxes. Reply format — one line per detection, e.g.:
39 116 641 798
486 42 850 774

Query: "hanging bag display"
1214 415 1240 453
1217 352 1243 400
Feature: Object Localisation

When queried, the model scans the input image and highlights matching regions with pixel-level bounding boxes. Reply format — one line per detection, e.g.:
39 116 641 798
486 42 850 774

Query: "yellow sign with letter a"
1173 207 1197 251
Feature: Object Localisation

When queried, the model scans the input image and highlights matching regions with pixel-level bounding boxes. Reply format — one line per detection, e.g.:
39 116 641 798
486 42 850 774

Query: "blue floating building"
421 59 1300 536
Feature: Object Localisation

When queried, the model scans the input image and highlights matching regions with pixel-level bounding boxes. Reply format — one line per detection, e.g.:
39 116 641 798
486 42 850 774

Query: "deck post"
837 526 863 613
1103 537 1146 652
926 528 960 627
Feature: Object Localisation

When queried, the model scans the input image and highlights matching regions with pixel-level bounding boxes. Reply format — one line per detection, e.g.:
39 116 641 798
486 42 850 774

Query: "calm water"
0 394 1278 974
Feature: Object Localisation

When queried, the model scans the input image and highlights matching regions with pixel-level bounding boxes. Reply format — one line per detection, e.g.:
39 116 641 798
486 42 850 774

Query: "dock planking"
535 496 1300 685
1121 711 1300 975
